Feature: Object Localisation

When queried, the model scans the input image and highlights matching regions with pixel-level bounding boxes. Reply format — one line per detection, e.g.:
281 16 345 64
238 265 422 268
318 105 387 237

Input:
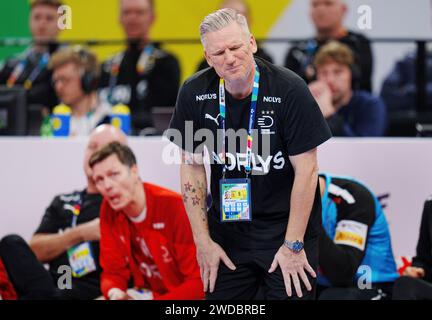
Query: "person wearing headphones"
308 42 387 137
50 46 111 136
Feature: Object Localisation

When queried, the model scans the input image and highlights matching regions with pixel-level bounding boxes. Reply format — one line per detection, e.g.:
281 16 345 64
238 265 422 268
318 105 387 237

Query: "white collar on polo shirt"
128 208 147 224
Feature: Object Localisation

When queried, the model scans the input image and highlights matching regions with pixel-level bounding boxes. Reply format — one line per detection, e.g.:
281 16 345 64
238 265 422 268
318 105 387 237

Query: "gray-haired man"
169 8 332 300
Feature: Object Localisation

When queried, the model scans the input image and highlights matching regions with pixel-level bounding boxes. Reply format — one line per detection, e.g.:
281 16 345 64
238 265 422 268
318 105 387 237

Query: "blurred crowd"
0 0 429 137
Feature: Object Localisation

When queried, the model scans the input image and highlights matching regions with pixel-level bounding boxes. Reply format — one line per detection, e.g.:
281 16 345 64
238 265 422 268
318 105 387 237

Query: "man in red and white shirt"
90 142 204 300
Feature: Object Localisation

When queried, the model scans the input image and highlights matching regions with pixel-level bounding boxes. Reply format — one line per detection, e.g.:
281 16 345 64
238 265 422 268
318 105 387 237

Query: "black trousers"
392 276 432 300
206 237 318 300
0 234 100 300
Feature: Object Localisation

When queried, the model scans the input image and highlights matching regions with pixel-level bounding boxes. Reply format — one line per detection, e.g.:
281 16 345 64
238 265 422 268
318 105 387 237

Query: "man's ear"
341 2 348 17
250 34 258 54
204 50 213 67
130 164 139 179
149 11 156 26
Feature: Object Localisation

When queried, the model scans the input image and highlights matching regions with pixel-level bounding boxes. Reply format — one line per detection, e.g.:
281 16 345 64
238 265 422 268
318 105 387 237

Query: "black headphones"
350 63 362 90
75 47 99 94
344 35 363 90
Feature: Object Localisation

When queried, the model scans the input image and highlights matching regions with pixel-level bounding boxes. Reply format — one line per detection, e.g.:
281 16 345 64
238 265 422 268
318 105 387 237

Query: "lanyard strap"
219 64 260 179
70 192 84 228
6 60 27 87
136 44 154 74
108 44 154 104
7 52 49 89
24 52 49 90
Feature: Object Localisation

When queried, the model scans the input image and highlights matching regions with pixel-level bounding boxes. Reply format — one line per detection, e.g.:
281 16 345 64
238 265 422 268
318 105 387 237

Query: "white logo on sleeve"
205 113 221 126
334 220 368 251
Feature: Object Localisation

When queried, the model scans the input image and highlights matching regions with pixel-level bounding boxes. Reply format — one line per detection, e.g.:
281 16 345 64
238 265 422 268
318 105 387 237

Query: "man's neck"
127 36 150 51
225 64 255 100
33 45 48 54
71 93 97 117
317 25 347 41
125 182 146 219
33 37 58 54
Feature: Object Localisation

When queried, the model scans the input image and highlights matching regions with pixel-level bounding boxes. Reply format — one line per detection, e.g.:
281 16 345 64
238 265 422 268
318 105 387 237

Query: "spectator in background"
381 50 432 112
393 196 432 300
0 0 62 110
284 0 373 92
196 0 273 71
317 173 399 300
99 0 180 134
0 125 127 300
309 42 387 137
89 142 203 300
50 46 111 136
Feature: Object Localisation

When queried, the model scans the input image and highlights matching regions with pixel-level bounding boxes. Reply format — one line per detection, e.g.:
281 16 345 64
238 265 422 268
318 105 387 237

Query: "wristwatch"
283 240 304 253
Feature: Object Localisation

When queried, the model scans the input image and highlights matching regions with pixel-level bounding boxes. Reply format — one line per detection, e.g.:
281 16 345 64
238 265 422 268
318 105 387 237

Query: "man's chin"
109 201 125 211
224 71 244 83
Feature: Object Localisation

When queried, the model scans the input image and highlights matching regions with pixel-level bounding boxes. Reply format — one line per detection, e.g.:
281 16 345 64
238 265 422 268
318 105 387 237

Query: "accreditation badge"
67 242 97 278
220 178 252 222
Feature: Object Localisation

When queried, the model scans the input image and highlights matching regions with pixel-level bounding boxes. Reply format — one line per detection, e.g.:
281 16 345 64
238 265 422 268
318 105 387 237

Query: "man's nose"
324 74 336 86
54 81 64 94
225 50 235 64
103 179 113 192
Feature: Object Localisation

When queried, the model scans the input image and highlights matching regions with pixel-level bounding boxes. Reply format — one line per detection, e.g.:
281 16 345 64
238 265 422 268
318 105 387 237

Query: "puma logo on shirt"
205 113 221 126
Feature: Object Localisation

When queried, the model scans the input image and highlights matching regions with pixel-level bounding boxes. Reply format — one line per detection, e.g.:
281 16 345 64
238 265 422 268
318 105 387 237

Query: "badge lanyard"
219 64 260 179
108 44 154 104
24 52 49 90
6 60 27 88
7 51 49 89
66 192 97 278
70 193 83 228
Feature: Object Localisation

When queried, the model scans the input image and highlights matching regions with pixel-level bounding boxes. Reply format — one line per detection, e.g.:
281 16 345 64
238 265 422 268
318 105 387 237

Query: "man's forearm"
285 168 318 242
180 163 210 244
29 228 83 263
319 226 363 286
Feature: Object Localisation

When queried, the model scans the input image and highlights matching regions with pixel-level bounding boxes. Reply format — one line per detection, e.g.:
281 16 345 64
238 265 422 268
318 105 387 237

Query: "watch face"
293 241 304 253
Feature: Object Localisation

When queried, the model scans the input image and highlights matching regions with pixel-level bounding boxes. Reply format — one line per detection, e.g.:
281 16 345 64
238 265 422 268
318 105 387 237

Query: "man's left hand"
268 245 316 298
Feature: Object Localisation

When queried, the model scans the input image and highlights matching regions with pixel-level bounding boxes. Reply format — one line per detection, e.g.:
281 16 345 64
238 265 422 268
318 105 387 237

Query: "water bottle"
51 104 71 137
111 104 131 135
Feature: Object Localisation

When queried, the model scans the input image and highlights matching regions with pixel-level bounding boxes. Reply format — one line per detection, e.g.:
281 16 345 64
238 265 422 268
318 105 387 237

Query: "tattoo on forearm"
191 195 200 206
182 194 188 203
184 182 192 192
182 179 208 223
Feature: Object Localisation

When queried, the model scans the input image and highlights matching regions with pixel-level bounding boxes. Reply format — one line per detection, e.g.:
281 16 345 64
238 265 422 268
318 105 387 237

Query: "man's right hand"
308 81 335 118
78 218 100 242
403 266 425 278
196 237 236 293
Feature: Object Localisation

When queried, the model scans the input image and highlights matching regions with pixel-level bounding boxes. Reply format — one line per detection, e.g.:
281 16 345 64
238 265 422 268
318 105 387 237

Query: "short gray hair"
199 8 250 47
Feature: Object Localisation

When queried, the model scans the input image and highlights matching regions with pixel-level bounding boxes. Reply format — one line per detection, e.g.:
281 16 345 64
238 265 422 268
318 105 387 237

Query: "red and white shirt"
99 182 203 300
